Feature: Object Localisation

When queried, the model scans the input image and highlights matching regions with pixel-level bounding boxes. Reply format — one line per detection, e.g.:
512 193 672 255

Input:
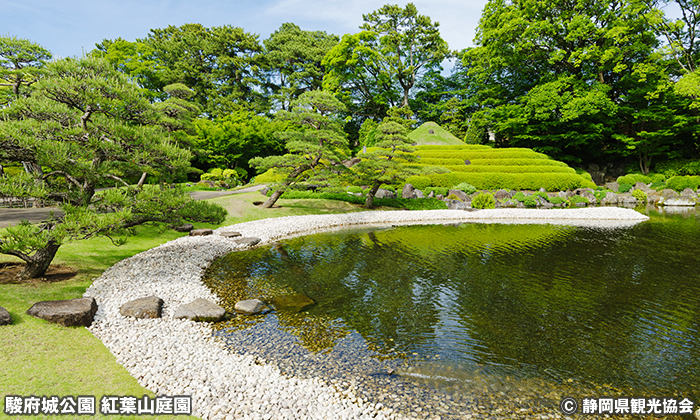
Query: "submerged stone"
271 294 315 313
235 299 265 315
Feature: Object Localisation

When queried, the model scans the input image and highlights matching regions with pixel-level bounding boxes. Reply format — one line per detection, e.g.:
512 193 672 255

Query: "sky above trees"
2 0 487 60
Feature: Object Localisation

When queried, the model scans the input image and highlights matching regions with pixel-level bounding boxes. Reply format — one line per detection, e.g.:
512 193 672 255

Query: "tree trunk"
262 190 283 208
16 240 61 280
364 182 381 209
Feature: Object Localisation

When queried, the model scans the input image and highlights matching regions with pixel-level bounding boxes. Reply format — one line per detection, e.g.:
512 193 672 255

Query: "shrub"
665 175 700 192
523 196 538 207
405 175 432 190
549 196 566 205
435 164 576 174
427 172 587 191
451 182 477 194
2 166 23 177
594 190 607 202
649 173 666 183
618 183 633 193
617 174 651 185
346 186 363 194
569 195 589 205
513 191 526 202
650 181 666 190
471 192 496 209
632 189 647 203
445 193 462 201
255 168 286 184
418 165 451 175
425 187 449 196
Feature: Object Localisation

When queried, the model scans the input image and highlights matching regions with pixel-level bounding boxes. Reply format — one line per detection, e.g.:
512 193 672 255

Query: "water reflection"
203 213 700 404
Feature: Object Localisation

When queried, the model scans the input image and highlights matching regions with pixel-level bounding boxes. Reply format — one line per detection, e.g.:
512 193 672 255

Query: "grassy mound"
408 122 465 145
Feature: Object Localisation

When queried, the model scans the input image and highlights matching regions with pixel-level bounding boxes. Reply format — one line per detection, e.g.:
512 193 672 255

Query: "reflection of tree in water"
204 219 700 399
446 221 700 396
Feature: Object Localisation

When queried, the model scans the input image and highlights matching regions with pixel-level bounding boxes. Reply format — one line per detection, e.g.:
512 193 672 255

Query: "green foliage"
445 193 462 201
405 175 431 190
0 36 52 104
617 174 651 185
649 173 666 183
452 182 477 194
650 181 666 190
270 189 446 210
346 186 363 194
594 190 607 203
665 175 700 192
513 191 526 202
618 183 633 193
632 189 648 203
549 196 566 205
263 23 339 110
523 196 538 207
569 195 589 205
426 187 449 196
471 192 496 209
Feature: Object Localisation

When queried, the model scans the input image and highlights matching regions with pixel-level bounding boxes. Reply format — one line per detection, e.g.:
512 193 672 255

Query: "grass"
0 190 370 419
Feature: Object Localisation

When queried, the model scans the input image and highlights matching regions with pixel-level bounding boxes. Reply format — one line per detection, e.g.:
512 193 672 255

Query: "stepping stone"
234 299 265 315
173 298 225 322
271 294 315 313
120 296 163 319
26 297 98 327
189 228 213 236
173 223 194 232
0 306 11 326
220 231 242 238
232 237 261 247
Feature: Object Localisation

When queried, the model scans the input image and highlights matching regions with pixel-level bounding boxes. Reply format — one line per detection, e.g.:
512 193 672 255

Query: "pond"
203 208 700 418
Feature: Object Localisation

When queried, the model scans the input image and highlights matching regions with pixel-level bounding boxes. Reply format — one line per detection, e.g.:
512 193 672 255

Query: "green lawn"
0 191 369 419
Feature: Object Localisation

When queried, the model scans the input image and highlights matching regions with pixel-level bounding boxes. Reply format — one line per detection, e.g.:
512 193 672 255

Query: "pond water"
203 208 700 418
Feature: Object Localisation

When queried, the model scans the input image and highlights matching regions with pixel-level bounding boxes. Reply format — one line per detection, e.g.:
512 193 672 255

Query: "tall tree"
0 57 226 279
96 24 265 116
352 120 417 208
323 3 449 119
465 0 662 163
249 90 350 208
262 23 339 110
0 36 51 104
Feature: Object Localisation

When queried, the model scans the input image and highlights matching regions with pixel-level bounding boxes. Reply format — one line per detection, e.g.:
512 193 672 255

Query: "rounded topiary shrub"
445 193 462 202
451 182 477 195
632 189 647 203
471 192 495 209
618 183 633 193
523 196 538 208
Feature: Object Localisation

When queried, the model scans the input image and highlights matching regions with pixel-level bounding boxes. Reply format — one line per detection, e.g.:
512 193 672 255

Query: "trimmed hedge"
416 145 492 150
416 150 553 160
254 168 286 184
426 172 588 191
426 165 576 174
405 175 432 190
417 157 569 167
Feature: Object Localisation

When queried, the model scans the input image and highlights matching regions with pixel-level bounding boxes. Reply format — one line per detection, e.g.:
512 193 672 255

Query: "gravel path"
84 207 648 420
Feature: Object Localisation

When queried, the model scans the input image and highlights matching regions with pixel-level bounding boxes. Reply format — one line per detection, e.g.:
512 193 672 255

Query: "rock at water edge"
271 294 315 313
235 299 266 315
173 298 226 322
120 296 163 319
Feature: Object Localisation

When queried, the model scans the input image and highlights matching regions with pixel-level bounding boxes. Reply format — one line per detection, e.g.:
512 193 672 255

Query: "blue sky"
3 0 488 59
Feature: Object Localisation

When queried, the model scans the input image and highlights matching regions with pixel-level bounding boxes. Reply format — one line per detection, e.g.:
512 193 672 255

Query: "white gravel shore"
84 207 648 420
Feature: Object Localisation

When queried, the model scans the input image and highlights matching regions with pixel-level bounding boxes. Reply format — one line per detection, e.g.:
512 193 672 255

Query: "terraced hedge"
434 165 576 174
426 172 586 191
417 158 570 167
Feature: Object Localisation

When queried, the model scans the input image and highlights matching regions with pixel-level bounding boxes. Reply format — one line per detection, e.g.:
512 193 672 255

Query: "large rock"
445 199 467 210
120 296 163 319
0 306 10 326
173 223 194 233
190 228 213 236
493 189 511 200
618 193 639 206
660 189 680 199
260 186 270 196
681 188 698 198
375 188 396 199
234 299 266 315
579 191 596 205
232 237 261 247
401 184 415 199
600 192 619 205
271 294 315 313
447 189 469 202
605 182 619 192
634 182 653 193
414 189 425 199
220 231 242 238
173 298 225 322
659 196 698 206
26 297 97 327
